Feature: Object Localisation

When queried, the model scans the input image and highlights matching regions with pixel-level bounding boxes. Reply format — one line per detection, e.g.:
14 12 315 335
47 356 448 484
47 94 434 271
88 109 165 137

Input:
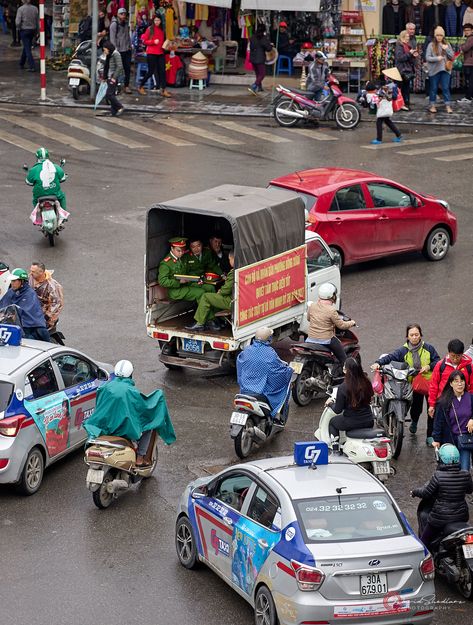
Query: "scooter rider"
26 147 67 211
411 444 473 549
237 327 293 422
305 50 330 101
306 282 356 367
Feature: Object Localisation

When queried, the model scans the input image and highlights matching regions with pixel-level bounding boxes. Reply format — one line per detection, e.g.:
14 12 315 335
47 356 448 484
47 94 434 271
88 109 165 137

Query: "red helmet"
302 42 314 49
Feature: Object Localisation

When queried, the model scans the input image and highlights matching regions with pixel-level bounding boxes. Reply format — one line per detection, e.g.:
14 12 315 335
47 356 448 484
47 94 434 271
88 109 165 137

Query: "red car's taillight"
0 415 26 437
419 554 435 581
291 560 325 591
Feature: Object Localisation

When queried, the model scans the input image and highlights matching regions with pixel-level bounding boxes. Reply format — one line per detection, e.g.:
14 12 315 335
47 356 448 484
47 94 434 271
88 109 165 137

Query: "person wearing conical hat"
370 78 403 145
158 238 215 303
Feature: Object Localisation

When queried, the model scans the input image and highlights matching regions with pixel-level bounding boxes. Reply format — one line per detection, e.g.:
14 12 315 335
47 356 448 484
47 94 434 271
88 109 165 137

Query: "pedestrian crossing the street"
362 132 473 161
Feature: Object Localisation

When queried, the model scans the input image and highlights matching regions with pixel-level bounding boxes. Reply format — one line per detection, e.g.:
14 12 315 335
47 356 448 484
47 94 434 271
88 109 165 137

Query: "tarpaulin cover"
192 0 232 6
147 184 305 274
83 377 176 444
240 0 321 11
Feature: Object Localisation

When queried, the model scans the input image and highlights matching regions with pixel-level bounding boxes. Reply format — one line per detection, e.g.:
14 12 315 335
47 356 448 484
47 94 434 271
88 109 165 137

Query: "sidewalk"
1 33 473 125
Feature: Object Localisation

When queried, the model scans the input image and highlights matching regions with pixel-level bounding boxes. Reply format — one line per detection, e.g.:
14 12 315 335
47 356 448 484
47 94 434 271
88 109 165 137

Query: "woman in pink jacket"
138 15 171 98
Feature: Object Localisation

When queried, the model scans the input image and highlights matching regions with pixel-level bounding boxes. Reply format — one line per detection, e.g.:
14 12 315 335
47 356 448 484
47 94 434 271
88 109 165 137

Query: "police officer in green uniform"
186 250 234 331
187 237 222 278
158 238 215 303
26 147 67 210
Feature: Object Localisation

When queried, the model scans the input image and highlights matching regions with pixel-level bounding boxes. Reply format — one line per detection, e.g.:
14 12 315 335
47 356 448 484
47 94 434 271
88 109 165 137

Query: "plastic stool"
135 61 155 88
276 55 293 76
189 78 206 91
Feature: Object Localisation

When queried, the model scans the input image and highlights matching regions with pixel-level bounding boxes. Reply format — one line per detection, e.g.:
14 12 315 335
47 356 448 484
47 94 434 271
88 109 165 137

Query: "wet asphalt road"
0 109 472 625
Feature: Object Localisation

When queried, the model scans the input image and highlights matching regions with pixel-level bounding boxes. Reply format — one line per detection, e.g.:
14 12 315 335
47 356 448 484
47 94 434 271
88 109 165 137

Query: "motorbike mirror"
60 159 66 166
191 485 208 500
22 164 28 171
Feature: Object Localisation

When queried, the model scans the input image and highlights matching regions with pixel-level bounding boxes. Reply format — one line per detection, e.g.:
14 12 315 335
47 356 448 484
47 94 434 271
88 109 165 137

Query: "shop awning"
192 0 233 7
240 0 321 10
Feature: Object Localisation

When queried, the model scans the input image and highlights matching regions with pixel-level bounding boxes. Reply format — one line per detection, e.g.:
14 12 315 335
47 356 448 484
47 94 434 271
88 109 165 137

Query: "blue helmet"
438 444 460 465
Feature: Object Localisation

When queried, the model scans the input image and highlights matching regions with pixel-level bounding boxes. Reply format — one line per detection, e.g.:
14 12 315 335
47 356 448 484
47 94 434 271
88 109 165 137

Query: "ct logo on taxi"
210 528 230 557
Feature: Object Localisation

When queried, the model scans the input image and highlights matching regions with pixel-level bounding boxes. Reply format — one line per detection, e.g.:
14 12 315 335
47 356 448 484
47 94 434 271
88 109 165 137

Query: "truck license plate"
289 361 303 374
182 338 204 353
462 544 473 559
360 573 388 596
230 412 248 425
69 78 80 86
86 468 104 484
373 461 390 475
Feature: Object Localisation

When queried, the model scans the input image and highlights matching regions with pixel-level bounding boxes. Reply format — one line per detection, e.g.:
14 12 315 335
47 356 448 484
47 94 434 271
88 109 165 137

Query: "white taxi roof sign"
294 441 329 467
0 324 22 347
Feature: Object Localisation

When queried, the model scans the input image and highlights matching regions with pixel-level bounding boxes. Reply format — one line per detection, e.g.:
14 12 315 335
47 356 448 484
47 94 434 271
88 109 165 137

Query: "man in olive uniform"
158 238 215 303
187 237 222 278
186 250 234 331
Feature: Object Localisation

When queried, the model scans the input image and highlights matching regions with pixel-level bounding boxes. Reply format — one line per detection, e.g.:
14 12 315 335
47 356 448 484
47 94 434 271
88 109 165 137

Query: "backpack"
439 358 472 379
174 67 186 88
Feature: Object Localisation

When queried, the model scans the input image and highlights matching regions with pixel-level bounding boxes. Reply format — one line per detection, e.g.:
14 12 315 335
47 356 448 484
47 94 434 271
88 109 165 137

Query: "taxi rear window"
0 381 14 412
295 494 406 543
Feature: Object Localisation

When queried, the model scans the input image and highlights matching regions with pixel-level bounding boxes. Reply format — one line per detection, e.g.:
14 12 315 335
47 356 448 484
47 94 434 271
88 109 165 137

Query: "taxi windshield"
295 493 406 543
0 381 14 412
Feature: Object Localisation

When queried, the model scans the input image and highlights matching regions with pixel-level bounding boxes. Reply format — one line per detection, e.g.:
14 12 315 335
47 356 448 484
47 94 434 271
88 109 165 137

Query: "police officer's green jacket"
186 248 222 277
218 269 234 303
158 252 190 289
26 159 67 207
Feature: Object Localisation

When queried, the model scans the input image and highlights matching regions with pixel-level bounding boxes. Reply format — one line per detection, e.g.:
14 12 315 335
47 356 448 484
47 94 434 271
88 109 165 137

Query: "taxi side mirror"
191 485 208 499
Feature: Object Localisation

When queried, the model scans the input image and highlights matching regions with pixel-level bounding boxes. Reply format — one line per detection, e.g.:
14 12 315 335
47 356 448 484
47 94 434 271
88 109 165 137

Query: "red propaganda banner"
236 245 306 328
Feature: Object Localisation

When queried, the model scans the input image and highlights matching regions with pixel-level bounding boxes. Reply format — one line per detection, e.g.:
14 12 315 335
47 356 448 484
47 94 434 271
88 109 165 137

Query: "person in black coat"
411 443 472 549
383 0 406 35
422 0 446 36
249 23 272 94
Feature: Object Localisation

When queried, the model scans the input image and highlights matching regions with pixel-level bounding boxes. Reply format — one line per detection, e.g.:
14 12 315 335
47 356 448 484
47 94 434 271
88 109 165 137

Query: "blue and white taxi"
176 442 435 625
0 324 112 494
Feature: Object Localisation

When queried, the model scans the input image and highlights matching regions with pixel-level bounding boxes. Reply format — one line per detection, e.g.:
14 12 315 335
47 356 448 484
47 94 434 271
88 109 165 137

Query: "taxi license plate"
289 361 303 374
69 78 80 86
182 338 204 354
373 461 390 475
87 468 104 484
230 412 248 425
462 544 473 559
360 573 388 596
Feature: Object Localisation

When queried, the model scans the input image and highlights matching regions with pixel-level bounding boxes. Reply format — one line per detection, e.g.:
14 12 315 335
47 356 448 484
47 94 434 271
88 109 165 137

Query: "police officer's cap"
169 237 188 248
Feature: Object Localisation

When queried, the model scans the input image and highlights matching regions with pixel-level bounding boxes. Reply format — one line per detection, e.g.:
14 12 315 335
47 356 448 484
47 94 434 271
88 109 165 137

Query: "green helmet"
438 444 460 465
9 268 28 281
35 147 49 161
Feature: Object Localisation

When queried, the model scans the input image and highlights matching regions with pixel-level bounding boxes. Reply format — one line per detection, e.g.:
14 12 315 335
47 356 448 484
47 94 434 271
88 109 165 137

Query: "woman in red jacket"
138 15 171 97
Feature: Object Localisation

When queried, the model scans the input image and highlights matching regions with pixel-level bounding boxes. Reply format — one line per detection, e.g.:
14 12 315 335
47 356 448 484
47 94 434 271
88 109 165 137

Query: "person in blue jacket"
0 268 50 342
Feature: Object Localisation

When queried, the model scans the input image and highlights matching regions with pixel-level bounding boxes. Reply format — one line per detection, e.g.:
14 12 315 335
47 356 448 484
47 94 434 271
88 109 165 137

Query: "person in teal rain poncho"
84 360 176 465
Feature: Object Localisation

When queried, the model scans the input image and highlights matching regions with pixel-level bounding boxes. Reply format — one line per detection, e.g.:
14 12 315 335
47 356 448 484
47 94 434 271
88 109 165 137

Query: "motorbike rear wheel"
335 103 361 130
48 232 55 247
457 564 473 600
92 472 115 509
234 416 255 459
274 97 302 127
292 366 317 406
72 86 79 100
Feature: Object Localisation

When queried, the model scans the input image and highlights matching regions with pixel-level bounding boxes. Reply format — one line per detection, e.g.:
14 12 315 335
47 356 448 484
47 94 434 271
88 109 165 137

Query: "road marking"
213 120 291 143
0 128 40 152
396 141 473 156
102 117 195 146
280 127 339 141
0 114 98 151
157 118 243 145
362 133 472 149
435 153 473 161
48 113 146 149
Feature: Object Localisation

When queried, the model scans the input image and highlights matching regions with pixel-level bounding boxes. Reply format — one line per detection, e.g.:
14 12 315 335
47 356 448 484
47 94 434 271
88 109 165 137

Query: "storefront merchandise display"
52 0 71 55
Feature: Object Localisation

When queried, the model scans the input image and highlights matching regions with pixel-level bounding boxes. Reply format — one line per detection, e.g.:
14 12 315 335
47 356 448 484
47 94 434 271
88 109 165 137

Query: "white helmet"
318 282 337 300
255 326 273 342
114 360 134 378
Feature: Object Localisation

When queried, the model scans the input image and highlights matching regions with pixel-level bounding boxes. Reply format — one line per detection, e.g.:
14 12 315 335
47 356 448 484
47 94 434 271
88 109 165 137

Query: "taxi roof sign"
294 441 329 467
0 324 22 347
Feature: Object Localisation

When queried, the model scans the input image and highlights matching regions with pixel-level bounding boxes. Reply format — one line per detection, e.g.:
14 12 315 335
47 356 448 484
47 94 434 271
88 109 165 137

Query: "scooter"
273 74 361 130
23 161 69 247
229 372 297 459
315 386 393 481
417 496 473 599
290 313 360 406
67 40 92 100
84 431 158 509
371 361 416 460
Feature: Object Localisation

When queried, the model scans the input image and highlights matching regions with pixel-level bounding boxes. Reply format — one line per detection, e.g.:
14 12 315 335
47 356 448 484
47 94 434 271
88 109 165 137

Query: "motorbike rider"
411 443 473 549
306 282 356 369
325 357 374 438
83 360 176 466
237 326 293 423
305 50 330 101
25 147 67 211
29 262 64 336
0 268 50 341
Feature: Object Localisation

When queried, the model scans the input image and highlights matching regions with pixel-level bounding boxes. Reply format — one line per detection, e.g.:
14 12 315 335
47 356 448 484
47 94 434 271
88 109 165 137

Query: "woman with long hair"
425 25 454 113
138 15 171 97
326 357 374 438
432 370 473 471
395 29 417 110
248 22 273 94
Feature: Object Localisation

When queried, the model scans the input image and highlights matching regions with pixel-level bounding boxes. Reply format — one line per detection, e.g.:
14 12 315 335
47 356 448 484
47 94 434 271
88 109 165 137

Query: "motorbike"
315 386 393 482
290 313 360 406
23 160 69 247
67 40 92 100
273 74 361 130
84 431 158 509
417 496 473 599
230 372 297 459
371 361 416 460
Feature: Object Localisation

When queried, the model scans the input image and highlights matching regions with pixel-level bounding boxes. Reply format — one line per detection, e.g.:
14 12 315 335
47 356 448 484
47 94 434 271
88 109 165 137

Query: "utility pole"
90 0 98 99
39 0 46 100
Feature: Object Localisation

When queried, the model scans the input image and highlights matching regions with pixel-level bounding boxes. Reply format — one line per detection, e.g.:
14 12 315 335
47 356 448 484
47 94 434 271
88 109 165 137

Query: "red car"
270 168 457 267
